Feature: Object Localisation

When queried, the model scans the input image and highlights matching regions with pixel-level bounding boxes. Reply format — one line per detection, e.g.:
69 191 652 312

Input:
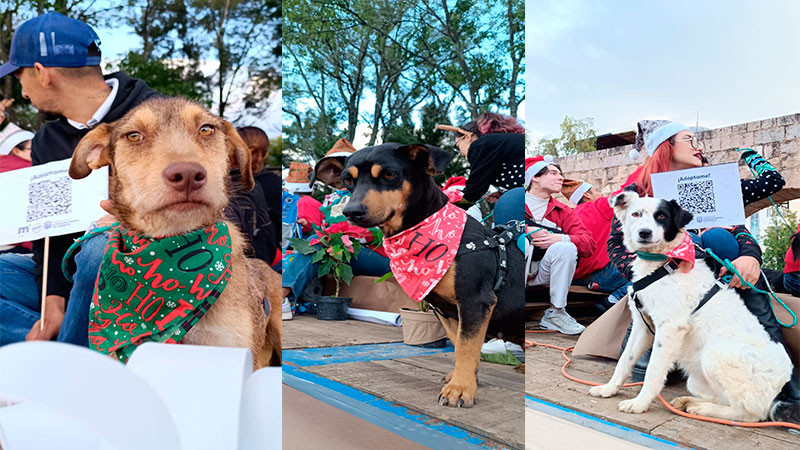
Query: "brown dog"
68 97 281 368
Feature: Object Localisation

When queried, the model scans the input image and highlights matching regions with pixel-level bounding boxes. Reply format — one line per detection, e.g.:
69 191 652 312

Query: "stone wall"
557 113 800 196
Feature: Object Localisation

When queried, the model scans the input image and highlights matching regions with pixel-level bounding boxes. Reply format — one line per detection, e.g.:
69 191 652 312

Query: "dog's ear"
223 120 254 191
403 144 454 176
610 190 638 221
667 199 693 229
69 124 112 179
315 158 345 188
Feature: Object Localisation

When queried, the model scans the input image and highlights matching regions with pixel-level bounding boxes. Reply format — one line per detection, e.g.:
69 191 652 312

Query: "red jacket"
785 223 800 273
526 197 595 260
573 196 614 279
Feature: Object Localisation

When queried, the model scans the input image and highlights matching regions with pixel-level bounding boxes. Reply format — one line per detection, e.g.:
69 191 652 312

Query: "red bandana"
383 203 467 301
666 232 695 268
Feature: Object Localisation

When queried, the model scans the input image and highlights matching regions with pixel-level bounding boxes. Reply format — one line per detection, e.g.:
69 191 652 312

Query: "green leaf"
373 271 394 283
339 264 354 285
312 248 326 263
318 259 333 277
288 238 316 255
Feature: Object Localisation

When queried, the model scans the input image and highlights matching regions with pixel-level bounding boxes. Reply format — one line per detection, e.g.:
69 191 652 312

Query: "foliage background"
0 0 280 144
282 0 525 173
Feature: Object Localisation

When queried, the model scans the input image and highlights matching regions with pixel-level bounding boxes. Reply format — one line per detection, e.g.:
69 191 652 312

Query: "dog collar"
383 203 467 301
89 222 233 362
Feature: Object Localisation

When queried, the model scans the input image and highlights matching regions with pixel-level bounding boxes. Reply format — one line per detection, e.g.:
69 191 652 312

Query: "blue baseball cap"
0 12 101 78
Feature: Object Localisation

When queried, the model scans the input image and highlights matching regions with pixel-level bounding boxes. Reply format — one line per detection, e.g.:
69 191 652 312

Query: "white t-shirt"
525 193 556 228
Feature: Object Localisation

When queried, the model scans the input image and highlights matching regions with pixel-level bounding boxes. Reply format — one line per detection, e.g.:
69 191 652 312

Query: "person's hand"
26 295 65 341
530 230 563 249
484 191 501 204
96 199 118 227
0 98 13 122
719 255 760 289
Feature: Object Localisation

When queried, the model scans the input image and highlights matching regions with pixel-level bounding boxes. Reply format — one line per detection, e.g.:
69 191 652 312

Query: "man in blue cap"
0 12 160 346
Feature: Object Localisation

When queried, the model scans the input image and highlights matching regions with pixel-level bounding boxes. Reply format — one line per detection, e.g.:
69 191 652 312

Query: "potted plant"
289 227 362 320
399 298 448 347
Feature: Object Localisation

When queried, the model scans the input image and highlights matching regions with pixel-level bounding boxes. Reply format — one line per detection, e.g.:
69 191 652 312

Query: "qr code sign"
27 176 72 222
677 180 716 214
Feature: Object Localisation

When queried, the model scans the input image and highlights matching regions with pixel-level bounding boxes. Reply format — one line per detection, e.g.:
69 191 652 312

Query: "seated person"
0 121 35 254
782 224 800 297
281 140 390 319
561 179 631 311
525 156 595 335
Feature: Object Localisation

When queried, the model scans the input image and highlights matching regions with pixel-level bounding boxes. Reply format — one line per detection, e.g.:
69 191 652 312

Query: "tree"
761 208 797 272
537 116 597 157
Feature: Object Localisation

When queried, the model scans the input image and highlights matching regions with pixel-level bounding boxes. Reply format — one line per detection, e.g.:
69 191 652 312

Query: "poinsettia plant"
289 227 365 297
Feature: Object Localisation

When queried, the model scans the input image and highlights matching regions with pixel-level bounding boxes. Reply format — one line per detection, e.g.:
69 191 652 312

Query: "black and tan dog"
340 143 524 407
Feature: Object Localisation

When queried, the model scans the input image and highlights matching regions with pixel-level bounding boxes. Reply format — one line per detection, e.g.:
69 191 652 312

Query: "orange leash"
525 331 800 431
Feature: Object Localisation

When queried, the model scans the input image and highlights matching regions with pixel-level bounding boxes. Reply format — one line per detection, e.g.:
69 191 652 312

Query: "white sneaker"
539 308 585 335
281 298 293 321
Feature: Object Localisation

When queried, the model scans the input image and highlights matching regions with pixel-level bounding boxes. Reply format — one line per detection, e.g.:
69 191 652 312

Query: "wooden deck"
524 327 800 450
283 315 525 449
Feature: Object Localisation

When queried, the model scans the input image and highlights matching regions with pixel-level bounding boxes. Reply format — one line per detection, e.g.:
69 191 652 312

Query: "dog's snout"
638 229 653 240
163 162 207 192
342 202 367 221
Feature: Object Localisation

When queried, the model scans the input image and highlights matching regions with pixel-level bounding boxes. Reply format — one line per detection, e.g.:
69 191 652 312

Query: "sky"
96 18 281 137
525 0 800 143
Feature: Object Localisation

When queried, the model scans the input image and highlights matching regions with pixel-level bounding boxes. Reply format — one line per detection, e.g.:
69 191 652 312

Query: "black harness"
630 259 722 334
463 221 525 292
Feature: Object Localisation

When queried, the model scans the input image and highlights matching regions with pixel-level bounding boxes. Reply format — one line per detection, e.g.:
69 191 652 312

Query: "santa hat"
525 155 554 188
561 179 593 205
632 120 690 159
285 161 313 193
310 138 357 186
442 176 467 203
0 123 34 156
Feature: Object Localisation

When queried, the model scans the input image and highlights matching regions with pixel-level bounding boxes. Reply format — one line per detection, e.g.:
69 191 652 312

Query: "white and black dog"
588 190 792 421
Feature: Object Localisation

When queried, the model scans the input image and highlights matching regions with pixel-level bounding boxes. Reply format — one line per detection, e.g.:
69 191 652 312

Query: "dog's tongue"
666 233 695 269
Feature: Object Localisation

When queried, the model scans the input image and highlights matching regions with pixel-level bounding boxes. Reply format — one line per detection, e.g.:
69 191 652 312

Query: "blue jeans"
0 232 107 347
282 246 391 301
494 187 524 225
574 262 630 302
784 272 800 297
0 253 40 345
689 228 739 262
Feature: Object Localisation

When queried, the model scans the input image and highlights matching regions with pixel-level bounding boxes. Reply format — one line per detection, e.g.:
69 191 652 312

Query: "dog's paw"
588 384 619 398
618 397 651 414
670 396 696 411
438 380 477 408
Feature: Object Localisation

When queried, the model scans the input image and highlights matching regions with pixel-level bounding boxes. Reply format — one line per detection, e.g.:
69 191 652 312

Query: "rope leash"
702 242 797 328
738 147 795 231
525 330 800 432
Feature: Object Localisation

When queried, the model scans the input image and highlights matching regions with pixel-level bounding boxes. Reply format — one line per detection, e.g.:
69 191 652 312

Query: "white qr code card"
0 158 108 246
651 162 745 229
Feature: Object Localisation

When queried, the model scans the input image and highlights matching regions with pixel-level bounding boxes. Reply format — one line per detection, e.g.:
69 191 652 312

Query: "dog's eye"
655 213 666 220
383 171 397 180
631 211 641 218
199 125 215 136
125 132 143 142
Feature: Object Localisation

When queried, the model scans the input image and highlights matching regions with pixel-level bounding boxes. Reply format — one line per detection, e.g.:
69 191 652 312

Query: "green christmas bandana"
89 222 233 363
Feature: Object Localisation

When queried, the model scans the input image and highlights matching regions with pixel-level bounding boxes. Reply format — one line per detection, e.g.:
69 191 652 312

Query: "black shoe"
769 401 800 433
737 286 800 403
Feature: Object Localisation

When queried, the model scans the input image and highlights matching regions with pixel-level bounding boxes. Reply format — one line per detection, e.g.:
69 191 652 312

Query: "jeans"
494 187 524 225
574 262 630 303
784 272 800 297
282 245 391 301
0 253 39 345
689 228 739 262
58 232 107 347
0 232 107 347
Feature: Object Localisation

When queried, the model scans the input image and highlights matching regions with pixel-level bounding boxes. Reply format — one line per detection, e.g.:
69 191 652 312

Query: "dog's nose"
163 162 207 192
342 202 367 221
638 229 653 240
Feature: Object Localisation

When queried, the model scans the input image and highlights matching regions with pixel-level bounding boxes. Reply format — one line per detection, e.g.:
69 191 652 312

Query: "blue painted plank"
525 395 689 449
283 341 454 367
284 365 511 450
